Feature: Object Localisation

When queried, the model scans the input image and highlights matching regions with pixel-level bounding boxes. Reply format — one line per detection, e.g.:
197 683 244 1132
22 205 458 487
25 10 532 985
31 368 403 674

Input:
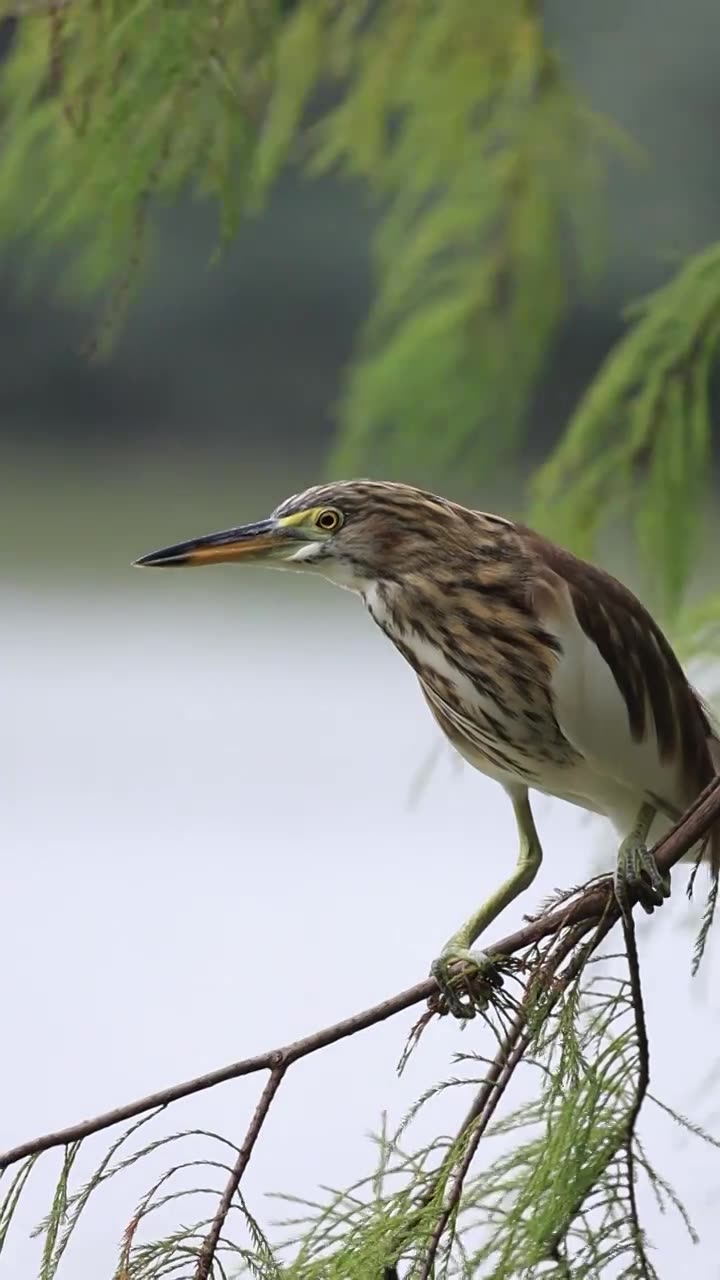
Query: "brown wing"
519 525 719 870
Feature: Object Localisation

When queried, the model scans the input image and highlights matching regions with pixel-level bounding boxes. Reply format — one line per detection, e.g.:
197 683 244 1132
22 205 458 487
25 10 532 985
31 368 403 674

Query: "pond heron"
136 480 720 1018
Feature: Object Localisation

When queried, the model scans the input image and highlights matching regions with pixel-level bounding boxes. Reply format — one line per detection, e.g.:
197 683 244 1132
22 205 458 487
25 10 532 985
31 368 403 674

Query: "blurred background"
4 0 720 1276
4 0 720 504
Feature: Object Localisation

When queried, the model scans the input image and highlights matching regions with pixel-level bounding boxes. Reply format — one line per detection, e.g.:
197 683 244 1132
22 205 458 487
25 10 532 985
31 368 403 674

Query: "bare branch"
619 909 654 1279
0 776 717 1181
417 917 615 1278
194 1066 286 1280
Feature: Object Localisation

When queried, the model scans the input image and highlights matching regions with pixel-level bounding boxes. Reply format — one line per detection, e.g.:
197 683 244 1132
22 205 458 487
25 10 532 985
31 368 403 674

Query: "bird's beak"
134 518 297 568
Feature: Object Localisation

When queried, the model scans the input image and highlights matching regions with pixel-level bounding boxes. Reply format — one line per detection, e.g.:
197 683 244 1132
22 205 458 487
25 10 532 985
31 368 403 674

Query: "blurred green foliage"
0 0 717 632
532 246 720 616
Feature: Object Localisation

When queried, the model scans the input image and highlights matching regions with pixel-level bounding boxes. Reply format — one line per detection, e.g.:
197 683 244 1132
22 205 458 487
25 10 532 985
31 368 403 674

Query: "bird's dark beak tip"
133 551 189 568
133 518 280 570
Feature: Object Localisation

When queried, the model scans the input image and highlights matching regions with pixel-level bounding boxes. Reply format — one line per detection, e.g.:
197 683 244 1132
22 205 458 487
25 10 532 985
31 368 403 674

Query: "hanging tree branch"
415 917 607 1280
619 907 654 1279
194 1065 287 1280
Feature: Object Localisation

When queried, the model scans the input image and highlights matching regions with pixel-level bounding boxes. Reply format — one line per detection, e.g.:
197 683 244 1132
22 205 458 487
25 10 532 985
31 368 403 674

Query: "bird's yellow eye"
315 508 342 532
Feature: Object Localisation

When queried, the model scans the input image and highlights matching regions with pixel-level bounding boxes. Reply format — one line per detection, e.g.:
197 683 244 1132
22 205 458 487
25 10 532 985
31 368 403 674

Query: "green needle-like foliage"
5 944 714 1279
531 244 720 615
0 0 610 443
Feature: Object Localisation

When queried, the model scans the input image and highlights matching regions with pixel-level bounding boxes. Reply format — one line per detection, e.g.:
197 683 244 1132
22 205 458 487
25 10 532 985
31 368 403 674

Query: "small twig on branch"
194 1065 286 1280
0 777 717 1186
416 993 538 1279
385 919 611 1275
549 1243 573 1280
620 908 653 1279
542 890 655 1267
417 915 615 1279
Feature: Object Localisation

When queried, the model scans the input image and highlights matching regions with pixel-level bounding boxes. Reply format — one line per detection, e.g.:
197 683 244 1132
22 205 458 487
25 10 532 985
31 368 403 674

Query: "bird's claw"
615 840 671 915
429 947 503 1020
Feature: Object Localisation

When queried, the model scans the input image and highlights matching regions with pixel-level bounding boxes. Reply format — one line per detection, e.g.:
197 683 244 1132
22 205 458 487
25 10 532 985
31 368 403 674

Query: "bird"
135 480 720 1018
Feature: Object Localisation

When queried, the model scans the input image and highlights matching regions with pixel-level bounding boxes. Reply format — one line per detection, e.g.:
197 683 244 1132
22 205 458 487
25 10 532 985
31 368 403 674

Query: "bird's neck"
361 579 394 628
361 578 436 659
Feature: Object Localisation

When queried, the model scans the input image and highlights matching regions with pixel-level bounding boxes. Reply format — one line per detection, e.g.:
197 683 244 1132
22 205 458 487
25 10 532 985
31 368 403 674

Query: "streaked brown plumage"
136 479 720 1016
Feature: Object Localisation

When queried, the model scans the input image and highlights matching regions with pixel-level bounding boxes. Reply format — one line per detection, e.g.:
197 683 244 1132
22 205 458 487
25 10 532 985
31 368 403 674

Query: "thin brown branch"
387 922 607 1274
417 1003 535 1278
0 777 717 1178
415 987 539 1268
620 909 653 1279
543 891 655 1266
0 988 423 1170
549 1243 573 1280
417 916 614 1279
193 1066 286 1280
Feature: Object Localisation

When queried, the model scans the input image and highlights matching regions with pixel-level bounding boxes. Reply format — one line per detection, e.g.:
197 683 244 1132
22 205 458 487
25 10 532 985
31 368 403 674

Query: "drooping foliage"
1 1 716 624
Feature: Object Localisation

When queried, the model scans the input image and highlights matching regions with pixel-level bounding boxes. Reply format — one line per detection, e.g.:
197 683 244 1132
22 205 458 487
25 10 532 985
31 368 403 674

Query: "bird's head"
135 479 478 591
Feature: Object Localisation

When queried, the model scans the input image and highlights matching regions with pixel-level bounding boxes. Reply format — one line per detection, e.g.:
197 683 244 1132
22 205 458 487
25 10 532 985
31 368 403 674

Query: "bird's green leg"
615 802 671 916
431 788 542 1020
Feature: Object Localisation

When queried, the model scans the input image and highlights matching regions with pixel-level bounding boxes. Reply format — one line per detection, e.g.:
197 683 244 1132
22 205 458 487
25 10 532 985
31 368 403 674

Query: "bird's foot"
615 839 671 916
429 947 503 1020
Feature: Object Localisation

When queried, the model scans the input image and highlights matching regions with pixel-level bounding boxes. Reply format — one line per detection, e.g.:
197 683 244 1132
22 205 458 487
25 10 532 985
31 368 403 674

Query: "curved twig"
194 1066 286 1280
620 909 653 1279
417 916 615 1279
541 885 658 1267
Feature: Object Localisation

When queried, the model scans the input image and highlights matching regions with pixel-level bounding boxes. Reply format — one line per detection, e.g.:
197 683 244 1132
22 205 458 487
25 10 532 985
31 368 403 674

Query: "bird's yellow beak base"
134 519 291 568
